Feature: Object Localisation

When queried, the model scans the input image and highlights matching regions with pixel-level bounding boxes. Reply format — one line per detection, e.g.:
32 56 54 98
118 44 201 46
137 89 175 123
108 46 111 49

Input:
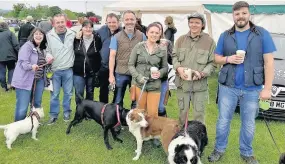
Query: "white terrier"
0 107 44 149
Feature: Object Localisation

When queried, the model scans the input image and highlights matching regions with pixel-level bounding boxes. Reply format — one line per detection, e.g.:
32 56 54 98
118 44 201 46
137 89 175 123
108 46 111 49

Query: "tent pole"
205 11 213 37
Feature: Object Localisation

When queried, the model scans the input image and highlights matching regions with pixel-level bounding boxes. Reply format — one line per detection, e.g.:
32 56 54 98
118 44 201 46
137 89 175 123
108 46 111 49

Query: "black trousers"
0 60 15 90
99 69 109 103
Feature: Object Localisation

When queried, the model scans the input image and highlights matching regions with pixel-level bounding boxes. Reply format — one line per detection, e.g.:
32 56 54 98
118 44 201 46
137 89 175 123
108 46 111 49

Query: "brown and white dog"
126 108 180 160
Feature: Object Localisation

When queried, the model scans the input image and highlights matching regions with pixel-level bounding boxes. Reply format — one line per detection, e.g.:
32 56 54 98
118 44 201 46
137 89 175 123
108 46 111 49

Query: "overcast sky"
0 0 118 15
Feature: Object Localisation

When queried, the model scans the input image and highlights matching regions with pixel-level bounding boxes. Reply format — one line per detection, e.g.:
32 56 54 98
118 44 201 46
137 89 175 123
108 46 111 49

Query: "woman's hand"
76 31 82 39
32 64 39 72
139 76 149 84
46 56 54 64
46 53 54 64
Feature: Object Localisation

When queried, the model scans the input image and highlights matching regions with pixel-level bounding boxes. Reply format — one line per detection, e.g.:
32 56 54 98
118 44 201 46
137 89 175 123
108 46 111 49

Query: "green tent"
204 4 285 14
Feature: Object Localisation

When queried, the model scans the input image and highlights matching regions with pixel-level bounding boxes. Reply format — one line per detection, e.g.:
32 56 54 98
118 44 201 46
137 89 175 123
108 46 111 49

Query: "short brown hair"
82 20 93 28
106 13 119 21
122 10 136 18
232 1 249 11
53 13 67 20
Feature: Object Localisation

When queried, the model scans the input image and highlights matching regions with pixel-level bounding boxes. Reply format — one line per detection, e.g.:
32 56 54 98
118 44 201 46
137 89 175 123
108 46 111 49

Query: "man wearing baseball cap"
172 12 216 126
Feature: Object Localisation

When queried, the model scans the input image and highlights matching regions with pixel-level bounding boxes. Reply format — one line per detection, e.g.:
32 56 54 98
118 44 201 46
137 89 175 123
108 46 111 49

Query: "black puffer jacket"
73 31 102 77
18 22 35 41
0 25 19 61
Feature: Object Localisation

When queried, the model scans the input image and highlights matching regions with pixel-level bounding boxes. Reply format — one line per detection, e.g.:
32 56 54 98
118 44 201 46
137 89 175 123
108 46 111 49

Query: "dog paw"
106 146 113 150
132 156 139 161
115 138 123 143
32 137 38 141
7 146 12 150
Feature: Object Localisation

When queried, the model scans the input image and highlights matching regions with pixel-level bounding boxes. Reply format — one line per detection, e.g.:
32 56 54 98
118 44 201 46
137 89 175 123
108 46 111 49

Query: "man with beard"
96 13 121 103
208 1 275 164
109 10 146 109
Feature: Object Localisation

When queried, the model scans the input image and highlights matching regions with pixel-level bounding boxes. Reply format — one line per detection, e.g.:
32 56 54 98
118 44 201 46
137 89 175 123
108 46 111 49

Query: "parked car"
259 33 285 121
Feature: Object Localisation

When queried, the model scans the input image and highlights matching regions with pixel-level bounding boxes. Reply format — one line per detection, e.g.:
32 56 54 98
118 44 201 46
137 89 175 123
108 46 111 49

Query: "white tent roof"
102 0 285 22
104 1 206 14
102 0 285 39
102 1 210 35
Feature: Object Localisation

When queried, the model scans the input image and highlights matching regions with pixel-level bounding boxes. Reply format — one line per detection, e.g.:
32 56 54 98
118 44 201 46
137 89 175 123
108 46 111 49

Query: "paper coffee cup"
150 67 159 79
183 68 192 81
236 50 246 57
236 50 246 63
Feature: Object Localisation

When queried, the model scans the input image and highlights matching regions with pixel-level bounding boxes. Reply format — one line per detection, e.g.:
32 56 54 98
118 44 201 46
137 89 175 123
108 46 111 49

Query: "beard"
235 18 249 28
125 24 135 28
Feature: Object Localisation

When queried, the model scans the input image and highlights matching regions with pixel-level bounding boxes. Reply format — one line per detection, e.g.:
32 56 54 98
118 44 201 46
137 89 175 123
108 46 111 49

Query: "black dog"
66 99 130 150
280 153 285 164
168 120 208 164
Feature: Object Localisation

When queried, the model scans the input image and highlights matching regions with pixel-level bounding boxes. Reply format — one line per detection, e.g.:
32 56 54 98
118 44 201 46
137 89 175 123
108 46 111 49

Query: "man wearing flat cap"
172 12 216 125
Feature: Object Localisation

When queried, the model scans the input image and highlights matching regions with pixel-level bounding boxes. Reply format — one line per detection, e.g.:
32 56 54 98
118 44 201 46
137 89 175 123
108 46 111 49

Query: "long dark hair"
153 21 164 39
27 27 47 50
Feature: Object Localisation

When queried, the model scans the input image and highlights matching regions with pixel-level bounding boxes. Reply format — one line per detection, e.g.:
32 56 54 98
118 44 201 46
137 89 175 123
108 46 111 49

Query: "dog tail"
0 125 7 129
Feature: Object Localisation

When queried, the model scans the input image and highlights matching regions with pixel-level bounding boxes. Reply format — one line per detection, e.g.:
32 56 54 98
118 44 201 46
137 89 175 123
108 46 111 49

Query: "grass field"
0 74 284 164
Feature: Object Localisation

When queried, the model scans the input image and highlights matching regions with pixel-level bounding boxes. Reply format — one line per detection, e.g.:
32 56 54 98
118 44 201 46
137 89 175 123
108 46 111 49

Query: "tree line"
3 3 101 20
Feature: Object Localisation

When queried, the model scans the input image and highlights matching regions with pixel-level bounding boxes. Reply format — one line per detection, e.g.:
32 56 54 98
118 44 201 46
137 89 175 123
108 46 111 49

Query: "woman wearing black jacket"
73 20 102 105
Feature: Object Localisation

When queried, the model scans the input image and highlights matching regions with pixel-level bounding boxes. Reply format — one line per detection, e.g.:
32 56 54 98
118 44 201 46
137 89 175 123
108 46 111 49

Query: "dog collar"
29 111 41 131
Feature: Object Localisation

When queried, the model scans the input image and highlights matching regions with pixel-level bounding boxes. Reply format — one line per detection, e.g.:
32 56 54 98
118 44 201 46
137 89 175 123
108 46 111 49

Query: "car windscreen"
271 33 285 60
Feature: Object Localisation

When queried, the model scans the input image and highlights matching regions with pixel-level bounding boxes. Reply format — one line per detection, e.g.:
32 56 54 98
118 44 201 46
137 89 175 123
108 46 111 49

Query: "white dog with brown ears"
126 108 180 160
0 107 44 149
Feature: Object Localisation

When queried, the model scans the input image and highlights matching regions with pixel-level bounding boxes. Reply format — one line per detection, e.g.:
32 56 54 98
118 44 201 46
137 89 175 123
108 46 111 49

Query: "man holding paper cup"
209 1 276 163
172 12 216 125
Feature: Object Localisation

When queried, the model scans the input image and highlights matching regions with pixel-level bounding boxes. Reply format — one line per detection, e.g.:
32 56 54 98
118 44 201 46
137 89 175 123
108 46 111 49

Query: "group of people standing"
0 1 276 163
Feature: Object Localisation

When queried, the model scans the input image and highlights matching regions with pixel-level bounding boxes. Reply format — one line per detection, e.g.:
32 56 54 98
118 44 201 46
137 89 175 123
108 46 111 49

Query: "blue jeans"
214 84 260 156
14 88 31 121
73 75 94 105
0 61 15 89
14 78 45 121
50 68 73 118
158 80 168 114
113 73 135 108
31 78 45 108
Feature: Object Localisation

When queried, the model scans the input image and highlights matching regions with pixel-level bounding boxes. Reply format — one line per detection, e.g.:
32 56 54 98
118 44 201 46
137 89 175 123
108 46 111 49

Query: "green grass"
0 74 284 164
